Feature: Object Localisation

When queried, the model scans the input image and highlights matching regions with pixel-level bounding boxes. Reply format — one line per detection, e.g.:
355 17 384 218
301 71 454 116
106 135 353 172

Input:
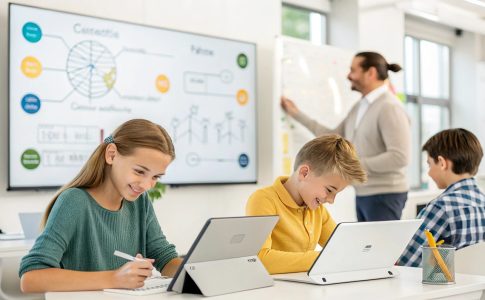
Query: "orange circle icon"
156 74 170 93
21 56 42 78
236 89 249 106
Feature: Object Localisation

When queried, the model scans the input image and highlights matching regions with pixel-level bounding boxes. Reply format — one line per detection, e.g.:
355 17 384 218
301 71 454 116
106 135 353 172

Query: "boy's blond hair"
294 134 367 183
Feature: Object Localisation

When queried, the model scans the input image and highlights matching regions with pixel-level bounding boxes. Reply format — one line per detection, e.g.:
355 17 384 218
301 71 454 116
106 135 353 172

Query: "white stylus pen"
114 250 162 278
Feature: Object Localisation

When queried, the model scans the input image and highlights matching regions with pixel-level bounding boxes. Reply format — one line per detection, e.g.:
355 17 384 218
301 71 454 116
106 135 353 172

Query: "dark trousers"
356 192 408 222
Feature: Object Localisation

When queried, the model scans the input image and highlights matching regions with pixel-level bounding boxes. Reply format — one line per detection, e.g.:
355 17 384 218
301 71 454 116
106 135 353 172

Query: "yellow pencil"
424 230 453 282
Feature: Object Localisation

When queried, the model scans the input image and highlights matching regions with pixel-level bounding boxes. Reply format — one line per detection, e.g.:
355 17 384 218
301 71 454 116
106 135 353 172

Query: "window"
282 4 327 45
404 36 451 189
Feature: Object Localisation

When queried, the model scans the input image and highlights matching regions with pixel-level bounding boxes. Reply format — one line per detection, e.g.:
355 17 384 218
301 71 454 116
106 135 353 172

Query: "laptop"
19 212 43 240
273 219 423 285
0 212 43 241
168 215 279 296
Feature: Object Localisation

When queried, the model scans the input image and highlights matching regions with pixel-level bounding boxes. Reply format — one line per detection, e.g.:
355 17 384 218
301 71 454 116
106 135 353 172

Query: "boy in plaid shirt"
397 128 485 267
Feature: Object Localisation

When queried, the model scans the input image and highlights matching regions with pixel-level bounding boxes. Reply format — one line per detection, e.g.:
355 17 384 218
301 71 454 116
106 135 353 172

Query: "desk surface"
0 240 33 258
45 267 485 300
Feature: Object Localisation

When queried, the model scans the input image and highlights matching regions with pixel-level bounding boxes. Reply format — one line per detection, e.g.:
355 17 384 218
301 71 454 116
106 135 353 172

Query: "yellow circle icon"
236 89 249 106
21 56 42 78
156 74 170 93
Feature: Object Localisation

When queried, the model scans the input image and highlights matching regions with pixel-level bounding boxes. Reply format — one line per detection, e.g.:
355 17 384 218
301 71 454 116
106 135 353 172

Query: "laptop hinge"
309 267 398 285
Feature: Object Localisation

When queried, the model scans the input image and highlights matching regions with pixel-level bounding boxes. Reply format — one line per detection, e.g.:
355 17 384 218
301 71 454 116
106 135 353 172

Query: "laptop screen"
19 212 43 240
309 219 422 275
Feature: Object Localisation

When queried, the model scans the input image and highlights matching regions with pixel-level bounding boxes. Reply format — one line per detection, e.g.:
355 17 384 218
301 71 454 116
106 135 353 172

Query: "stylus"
114 250 163 278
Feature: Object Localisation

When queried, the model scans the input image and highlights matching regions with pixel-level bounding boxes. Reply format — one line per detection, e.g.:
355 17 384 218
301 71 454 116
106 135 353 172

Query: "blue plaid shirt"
397 177 485 267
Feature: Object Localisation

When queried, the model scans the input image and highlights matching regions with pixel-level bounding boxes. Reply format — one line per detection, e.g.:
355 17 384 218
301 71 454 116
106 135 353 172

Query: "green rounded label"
21 149 41 170
237 53 248 68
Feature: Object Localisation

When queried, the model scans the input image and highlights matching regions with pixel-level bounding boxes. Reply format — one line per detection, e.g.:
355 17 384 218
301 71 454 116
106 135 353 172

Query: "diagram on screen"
171 106 247 145
10 3 256 187
19 21 172 105
171 106 210 144
185 152 249 168
66 40 117 99
215 112 246 144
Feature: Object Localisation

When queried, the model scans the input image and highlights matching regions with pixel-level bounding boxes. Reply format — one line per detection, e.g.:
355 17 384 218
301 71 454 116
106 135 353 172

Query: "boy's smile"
295 166 349 210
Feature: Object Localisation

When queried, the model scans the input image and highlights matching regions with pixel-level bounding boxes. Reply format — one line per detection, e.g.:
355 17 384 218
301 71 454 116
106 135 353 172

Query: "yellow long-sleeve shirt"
246 176 337 274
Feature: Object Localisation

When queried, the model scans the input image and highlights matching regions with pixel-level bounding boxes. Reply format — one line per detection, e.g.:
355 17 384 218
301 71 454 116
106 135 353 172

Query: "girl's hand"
111 254 155 288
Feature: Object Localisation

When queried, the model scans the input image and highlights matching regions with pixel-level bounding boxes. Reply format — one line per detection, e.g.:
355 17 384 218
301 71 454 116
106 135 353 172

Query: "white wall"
452 31 479 131
359 4 405 92
284 0 330 12
0 0 280 254
328 0 359 50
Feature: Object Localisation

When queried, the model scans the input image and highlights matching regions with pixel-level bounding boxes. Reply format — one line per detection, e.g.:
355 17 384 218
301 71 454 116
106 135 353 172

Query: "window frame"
404 35 452 190
281 3 328 45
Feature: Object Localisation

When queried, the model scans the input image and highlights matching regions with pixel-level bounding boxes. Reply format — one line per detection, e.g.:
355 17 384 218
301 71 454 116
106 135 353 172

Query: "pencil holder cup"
421 245 456 285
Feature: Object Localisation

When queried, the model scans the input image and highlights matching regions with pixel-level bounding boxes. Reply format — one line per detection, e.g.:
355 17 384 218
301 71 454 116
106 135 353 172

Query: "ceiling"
442 0 485 19
360 0 485 35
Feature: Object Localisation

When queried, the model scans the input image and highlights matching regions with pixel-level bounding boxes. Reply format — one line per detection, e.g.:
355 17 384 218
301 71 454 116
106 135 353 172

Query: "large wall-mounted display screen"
9 4 257 189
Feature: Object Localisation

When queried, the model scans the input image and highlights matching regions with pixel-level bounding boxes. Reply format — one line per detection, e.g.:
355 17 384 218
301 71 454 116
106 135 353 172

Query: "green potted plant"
147 182 167 202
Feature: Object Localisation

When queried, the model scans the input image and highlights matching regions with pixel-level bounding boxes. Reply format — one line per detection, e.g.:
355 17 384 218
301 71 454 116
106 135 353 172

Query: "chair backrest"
455 242 485 275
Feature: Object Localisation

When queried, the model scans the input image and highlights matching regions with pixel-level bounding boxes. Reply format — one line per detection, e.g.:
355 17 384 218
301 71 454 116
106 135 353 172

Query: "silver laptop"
168 216 279 296
0 212 42 240
273 219 423 285
19 212 43 240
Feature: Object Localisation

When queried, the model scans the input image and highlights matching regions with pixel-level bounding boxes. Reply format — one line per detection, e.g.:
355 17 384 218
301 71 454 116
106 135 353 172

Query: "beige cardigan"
293 91 411 196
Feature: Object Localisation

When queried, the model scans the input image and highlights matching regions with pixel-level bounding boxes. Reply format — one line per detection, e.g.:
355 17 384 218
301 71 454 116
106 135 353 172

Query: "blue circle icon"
22 22 42 43
238 153 249 168
21 94 41 114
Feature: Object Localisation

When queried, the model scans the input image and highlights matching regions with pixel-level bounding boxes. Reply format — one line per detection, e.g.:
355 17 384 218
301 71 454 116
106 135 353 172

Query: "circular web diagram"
66 40 116 98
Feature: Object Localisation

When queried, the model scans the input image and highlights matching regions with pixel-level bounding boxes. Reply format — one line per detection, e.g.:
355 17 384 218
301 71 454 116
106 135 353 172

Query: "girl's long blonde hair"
41 119 175 227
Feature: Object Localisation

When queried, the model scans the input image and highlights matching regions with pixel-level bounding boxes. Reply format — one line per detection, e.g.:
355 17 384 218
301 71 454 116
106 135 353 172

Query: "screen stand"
180 256 273 296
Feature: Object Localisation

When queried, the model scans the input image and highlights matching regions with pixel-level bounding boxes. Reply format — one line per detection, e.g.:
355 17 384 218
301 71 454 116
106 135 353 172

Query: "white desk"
0 240 42 300
0 240 32 259
45 267 485 300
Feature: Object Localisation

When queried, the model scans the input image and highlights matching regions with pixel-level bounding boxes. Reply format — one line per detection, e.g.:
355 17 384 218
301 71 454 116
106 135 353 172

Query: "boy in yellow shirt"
246 134 366 274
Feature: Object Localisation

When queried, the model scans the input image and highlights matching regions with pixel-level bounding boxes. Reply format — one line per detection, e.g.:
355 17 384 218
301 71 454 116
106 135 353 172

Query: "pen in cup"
424 230 453 282
114 250 162 278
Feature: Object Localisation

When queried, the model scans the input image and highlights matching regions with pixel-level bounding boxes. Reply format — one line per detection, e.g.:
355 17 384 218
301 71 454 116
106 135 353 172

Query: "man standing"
281 52 411 221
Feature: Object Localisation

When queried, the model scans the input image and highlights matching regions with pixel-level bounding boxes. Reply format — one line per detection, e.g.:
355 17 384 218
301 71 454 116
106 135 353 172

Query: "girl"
19 119 182 292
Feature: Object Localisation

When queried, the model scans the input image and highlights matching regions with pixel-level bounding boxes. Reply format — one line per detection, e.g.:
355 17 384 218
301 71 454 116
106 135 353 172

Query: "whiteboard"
274 37 360 176
8 4 256 189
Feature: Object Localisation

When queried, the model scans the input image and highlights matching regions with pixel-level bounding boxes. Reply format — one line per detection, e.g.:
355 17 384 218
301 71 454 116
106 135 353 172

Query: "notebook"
273 219 423 285
103 276 172 296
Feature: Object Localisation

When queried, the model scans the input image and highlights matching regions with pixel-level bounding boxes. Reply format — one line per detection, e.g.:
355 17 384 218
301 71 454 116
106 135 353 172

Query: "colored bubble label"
21 149 41 170
21 94 41 114
236 89 249 105
237 53 248 68
238 153 249 168
156 74 170 93
21 56 42 78
22 22 42 43
103 68 116 89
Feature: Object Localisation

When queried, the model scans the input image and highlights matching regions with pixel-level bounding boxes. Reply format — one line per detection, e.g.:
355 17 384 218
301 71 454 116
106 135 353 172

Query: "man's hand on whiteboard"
281 96 300 117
